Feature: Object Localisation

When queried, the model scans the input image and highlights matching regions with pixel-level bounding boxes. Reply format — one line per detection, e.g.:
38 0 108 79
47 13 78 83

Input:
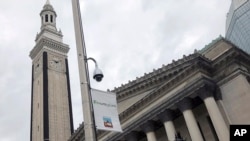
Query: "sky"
0 0 231 140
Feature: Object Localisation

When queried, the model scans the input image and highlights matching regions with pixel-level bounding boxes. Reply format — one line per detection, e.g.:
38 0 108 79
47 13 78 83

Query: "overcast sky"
0 0 231 140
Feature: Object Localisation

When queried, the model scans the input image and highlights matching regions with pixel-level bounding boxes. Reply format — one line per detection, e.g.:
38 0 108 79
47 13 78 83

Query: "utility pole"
71 0 97 140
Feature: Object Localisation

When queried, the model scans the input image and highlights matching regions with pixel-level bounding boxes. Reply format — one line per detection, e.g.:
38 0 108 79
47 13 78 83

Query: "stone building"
69 36 250 141
30 1 74 141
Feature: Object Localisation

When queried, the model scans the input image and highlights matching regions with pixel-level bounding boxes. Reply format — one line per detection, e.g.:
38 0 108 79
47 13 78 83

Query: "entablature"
212 47 250 83
118 59 212 124
113 53 200 94
115 53 212 103
30 37 69 59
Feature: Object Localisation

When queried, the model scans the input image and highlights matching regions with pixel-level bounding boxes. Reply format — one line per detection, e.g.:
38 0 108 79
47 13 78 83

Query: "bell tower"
30 0 74 141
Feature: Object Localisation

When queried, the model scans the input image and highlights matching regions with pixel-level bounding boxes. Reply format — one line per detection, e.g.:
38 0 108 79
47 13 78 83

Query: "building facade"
225 0 250 54
29 1 250 141
30 1 74 141
69 37 250 141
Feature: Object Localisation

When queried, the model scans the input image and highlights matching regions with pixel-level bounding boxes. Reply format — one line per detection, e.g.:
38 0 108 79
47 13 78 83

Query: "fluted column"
199 89 229 141
125 131 140 141
158 109 176 141
177 98 204 141
141 120 157 141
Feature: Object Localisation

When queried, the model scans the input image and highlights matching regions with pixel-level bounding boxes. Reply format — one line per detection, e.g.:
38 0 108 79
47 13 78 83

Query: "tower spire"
46 0 51 5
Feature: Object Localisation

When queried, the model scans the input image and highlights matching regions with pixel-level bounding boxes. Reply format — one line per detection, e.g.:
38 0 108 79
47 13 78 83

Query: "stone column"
125 131 140 141
158 109 176 141
177 98 204 141
141 120 157 141
199 89 229 141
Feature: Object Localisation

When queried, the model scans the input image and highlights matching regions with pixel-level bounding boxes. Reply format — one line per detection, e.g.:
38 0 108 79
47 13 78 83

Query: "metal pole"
71 0 97 140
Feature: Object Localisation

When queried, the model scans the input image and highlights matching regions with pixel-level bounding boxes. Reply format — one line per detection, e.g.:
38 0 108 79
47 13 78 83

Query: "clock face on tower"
48 55 65 72
50 58 61 69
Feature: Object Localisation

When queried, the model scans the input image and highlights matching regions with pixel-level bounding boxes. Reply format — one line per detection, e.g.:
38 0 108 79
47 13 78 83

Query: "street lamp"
71 0 103 140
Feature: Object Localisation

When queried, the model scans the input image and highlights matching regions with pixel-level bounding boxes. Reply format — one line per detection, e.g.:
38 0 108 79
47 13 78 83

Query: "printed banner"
91 89 122 132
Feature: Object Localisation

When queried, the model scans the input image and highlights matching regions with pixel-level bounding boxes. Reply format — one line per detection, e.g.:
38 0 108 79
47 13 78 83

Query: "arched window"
50 15 53 23
45 14 48 22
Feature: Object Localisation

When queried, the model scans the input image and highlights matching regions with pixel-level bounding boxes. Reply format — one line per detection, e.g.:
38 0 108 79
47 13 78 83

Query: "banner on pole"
91 89 122 132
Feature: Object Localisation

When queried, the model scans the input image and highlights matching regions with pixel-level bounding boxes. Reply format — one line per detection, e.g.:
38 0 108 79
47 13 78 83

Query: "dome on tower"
41 0 56 16
43 3 54 11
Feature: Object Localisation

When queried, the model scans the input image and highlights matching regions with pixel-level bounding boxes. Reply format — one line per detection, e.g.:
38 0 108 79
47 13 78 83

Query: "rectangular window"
50 15 53 23
45 15 48 22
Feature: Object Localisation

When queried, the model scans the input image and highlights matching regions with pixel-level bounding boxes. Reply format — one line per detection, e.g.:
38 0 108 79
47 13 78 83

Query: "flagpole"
71 0 97 140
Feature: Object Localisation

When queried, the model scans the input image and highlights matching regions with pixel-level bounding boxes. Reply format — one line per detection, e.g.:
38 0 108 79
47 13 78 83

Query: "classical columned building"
69 36 250 141
30 1 74 141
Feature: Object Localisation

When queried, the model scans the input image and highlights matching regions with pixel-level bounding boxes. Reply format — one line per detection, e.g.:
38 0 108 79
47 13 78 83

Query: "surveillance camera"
93 73 104 82
93 67 104 82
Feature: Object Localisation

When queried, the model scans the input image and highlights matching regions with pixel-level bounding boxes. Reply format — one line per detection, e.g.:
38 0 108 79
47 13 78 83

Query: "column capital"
158 109 175 122
197 85 215 100
176 97 194 112
124 131 140 141
140 120 156 133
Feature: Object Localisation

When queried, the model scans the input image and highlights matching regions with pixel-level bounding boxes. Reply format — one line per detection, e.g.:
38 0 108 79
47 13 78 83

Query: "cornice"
118 56 212 124
114 53 210 101
199 35 224 54
212 47 250 83
217 69 250 87
35 28 62 41
212 44 250 67
30 37 69 59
